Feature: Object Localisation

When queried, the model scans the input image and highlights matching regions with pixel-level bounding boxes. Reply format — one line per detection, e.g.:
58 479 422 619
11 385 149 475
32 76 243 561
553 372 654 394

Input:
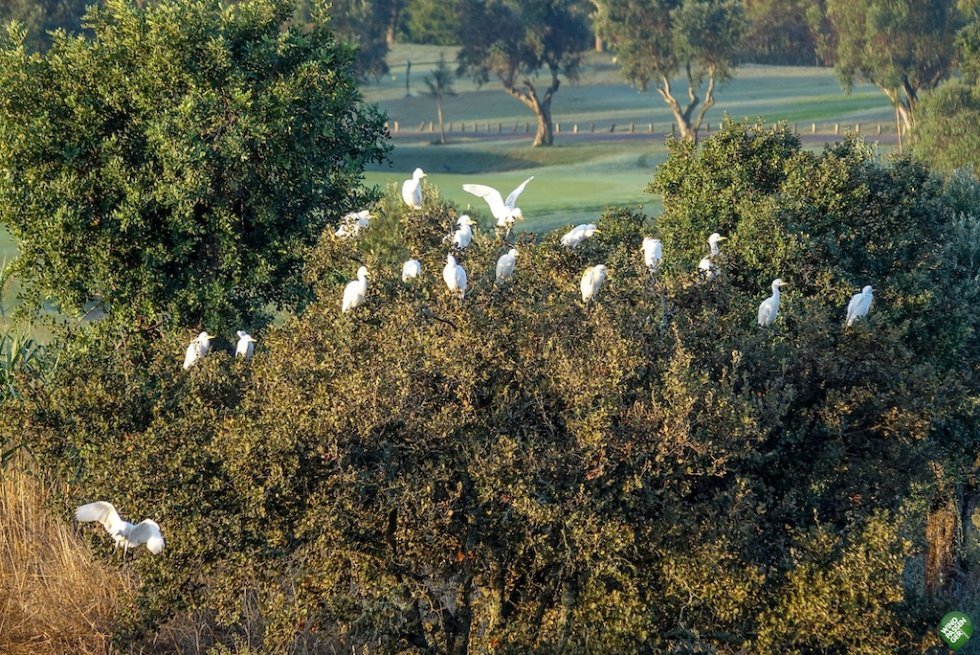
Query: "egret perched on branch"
846 285 874 326
182 331 214 370
443 254 468 300
496 248 518 284
334 210 372 238
235 330 256 359
698 232 727 280
561 223 598 248
452 215 477 249
402 258 422 283
462 176 534 232
641 237 662 272
75 501 165 556
342 266 369 313
581 265 607 303
757 278 787 327
401 168 426 209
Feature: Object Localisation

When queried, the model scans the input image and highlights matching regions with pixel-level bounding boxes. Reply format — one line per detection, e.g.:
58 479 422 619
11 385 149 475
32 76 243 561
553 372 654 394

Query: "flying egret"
235 330 256 359
496 248 518 284
402 258 422 283
452 215 477 249
182 331 214 370
641 237 662 272
846 285 874 326
401 168 426 209
335 210 372 238
561 224 599 248
757 278 787 327
462 177 534 232
342 266 369 313
699 233 727 281
581 264 608 303
75 501 165 556
443 254 468 300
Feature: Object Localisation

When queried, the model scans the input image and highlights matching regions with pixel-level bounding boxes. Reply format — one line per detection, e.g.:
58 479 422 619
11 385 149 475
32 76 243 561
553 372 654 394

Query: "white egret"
699 233 727 281
235 330 256 359
443 254 468 300
846 285 874 326
401 168 426 209
757 278 787 327
452 215 477 249
561 223 599 248
182 331 214 370
334 210 372 238
496 248 518 284
462 176 534 231
402 258 422 283
342 266 369 313
75 501 165 555
581 264 608 303
641 237 662 272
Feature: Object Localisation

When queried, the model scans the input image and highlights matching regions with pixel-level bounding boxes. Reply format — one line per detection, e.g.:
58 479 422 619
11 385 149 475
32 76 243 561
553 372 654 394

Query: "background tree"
595 0 745 141
0 0 90 51
295 0 391 79
456 0 592 147
0 0 389 333
740 0 821 65
820 0 964 136
401 0 460 44
423 52 457 144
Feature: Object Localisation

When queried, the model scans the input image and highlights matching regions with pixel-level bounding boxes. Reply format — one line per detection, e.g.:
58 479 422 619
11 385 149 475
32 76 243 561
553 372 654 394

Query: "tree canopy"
456 0 592 146
0 0 389 333
0 0 89 50
6 122 979 653
595 0 744 141
821 0 964 134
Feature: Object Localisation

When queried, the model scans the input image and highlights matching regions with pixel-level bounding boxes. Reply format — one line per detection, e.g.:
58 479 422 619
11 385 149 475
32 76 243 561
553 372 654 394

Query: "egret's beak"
778 281 788 287
718 236 727 241
204 333 215 340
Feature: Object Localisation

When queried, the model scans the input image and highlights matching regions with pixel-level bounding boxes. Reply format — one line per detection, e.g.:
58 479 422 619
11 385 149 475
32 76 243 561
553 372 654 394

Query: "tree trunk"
386 3 399 46
437 97 446 145
503 70 559 147
657 64 716 143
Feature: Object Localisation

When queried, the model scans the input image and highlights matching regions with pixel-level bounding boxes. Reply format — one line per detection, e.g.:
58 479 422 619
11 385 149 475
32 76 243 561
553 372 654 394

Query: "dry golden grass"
0 464 133 655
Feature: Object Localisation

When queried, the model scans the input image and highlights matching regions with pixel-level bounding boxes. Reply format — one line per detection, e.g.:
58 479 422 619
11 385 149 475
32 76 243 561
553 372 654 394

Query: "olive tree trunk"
504 67 560 147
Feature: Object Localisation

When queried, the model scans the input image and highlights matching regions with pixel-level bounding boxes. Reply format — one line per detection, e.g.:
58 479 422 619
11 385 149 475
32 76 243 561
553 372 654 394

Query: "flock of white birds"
76 170 877 556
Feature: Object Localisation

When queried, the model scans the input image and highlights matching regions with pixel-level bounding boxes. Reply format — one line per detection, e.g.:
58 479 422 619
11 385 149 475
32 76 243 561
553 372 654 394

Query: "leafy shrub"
4 122 979 653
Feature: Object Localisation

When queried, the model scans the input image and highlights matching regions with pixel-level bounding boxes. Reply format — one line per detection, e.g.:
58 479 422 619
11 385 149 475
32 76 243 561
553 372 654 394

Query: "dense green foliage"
595 0 745 141
0 0 388 333
740 0 822 65
5 122 979 653
295 0 394 79
456 0 592 146
914 79 980 173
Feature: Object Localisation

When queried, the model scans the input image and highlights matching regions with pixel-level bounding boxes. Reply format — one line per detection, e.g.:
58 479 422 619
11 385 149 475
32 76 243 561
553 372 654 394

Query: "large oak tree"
456 0 591 147
595 0 744 141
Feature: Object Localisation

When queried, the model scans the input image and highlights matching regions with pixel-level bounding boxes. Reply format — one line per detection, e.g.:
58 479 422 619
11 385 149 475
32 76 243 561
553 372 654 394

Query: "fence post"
394 120 399 134
811 123 816 134
877 123 882 135
610 124 616 133
497 123 502 134
428 121 434 133
590 122 595 133
834 123 839 135
630 122 635 134
855 123 861 134
649 123 654 133
556 122 560 134
573 123 579 134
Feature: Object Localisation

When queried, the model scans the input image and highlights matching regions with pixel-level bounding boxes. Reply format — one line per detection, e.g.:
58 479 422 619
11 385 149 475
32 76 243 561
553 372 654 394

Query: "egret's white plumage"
708 232 726 257
235 331 256 359
335 210 372 238
561 223 598 248
342 266 369 313
452 215 477 249
758 278 787 327
443 254 468 300
401 258 422 283
699 233 727 281
846 285 874 326
182 331 214 370
581 264 608 303
642 237 662 272
496 248 518 284
401 168 426 209
462 176 534 231
75 501 165 555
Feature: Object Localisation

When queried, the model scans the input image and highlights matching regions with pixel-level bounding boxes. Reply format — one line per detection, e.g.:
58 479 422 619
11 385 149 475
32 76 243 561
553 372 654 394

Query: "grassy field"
362 45 895 231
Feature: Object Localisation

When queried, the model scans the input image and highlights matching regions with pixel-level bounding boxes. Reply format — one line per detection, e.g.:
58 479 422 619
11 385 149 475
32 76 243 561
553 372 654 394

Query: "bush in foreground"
4 123 979 653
